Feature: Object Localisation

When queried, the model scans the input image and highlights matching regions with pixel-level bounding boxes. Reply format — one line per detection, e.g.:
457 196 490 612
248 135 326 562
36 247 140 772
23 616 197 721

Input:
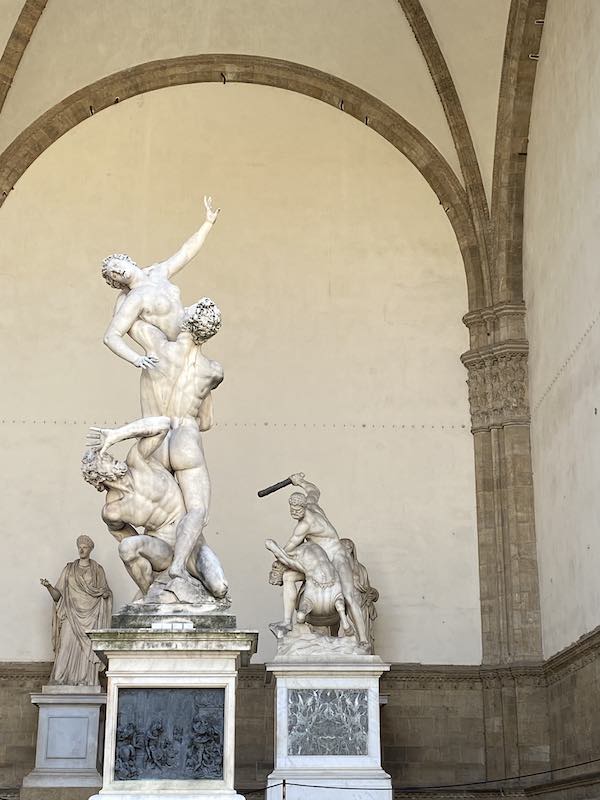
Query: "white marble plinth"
89 793 246 800
266 658 392 800
22 688 106 788
87 621 257 800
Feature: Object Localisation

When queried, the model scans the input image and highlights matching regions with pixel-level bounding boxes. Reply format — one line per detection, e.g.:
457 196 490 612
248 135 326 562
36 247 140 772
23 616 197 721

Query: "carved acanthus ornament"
461 303 531 432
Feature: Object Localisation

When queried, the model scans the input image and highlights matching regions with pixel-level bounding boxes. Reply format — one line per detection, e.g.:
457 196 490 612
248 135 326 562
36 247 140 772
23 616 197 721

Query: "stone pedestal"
266 658 392 800
22 685 106 789
87 610 257 800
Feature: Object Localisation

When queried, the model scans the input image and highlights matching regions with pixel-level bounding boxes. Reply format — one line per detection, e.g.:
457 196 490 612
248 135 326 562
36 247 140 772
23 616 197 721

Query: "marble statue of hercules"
275 473 370 648
82 416 228 599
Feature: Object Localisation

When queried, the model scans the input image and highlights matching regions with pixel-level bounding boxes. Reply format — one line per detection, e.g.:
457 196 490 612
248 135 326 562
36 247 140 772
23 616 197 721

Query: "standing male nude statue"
269 473 370 648
127 301 224 581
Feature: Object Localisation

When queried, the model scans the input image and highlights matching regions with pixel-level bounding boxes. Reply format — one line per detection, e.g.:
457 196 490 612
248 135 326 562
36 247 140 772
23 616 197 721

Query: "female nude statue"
102 195 219 370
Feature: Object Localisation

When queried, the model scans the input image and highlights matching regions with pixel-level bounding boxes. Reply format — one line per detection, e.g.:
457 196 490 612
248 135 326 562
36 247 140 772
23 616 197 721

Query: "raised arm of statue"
290 473 320 504
40 578 61 603
155 196 220 280
265 539 304 574
86 416 171 460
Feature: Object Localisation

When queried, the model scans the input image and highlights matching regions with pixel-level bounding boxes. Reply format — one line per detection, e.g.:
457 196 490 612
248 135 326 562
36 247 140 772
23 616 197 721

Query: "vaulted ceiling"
0 0 546 310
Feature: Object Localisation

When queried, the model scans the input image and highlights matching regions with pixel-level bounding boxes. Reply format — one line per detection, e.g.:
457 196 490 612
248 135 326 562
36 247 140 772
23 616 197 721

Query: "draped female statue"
40 535 112 686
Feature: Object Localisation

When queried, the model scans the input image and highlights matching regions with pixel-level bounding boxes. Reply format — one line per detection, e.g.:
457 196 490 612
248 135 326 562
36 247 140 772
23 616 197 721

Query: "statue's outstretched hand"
204 195 220 224
86 426 114 455
40 578 51 588
289 472 305 486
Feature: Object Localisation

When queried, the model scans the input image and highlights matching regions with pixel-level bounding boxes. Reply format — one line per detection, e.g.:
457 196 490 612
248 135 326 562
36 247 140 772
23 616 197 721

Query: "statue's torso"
132 270 184 341
105 458 184 533
168 347 223 420
303 508 344 561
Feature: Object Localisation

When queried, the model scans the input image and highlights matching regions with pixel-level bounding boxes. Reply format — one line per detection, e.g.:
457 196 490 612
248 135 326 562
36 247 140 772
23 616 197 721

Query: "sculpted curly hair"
182 297 222 344
288 492 308 507
81 449 127 491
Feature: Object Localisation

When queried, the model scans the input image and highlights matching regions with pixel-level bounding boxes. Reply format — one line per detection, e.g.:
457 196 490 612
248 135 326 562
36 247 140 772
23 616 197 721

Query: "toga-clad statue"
40 535 112 686
265 474 379 655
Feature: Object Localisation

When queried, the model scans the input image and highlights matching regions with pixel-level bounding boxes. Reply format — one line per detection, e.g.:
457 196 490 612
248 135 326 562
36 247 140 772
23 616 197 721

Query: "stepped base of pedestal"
88 791 247 800
20 787 100 800
267 769 393 799
22 768 102 788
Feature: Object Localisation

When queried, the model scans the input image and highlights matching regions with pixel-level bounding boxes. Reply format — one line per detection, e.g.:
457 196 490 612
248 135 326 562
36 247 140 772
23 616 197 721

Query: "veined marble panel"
287 688 368 756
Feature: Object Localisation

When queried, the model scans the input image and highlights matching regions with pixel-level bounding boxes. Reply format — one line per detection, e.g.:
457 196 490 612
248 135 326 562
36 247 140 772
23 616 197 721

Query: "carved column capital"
462 346 530 432
462 303 530 432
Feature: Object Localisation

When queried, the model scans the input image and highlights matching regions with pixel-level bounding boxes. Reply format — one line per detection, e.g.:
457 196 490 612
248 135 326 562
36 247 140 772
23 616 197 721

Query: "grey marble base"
21 690 106 789
20 787 96 800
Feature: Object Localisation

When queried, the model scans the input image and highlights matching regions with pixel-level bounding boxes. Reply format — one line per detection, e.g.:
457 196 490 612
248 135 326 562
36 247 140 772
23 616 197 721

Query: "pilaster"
462 302 542 665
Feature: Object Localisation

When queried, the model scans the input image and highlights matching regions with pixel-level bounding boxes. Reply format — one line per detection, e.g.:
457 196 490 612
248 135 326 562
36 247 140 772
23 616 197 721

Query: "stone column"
462 302 543 665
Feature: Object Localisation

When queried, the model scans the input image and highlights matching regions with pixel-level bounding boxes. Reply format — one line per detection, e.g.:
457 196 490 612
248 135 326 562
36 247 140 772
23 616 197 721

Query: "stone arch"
0 54 490 309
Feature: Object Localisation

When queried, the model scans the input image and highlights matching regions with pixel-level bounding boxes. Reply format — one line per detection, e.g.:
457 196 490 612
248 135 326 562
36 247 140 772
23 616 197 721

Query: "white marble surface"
89 793 247 800
266 659 391 800
22 690 106 788
88 626 257 800
266 771 393 800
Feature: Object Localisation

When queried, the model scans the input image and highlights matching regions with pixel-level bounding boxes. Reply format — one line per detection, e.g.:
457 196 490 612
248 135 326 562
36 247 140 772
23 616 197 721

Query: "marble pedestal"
22 685 106 789
87 608 258 800
265 658 392 800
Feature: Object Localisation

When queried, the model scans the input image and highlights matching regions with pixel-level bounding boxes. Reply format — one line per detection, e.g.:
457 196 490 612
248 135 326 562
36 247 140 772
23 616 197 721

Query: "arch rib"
0 53 489 308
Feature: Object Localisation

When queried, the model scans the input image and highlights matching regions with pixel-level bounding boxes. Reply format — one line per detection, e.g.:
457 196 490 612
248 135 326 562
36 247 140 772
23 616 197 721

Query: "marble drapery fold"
50 559 112 685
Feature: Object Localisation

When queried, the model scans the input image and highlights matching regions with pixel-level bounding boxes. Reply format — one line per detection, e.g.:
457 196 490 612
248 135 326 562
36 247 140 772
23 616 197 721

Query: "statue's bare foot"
168 564 187 580
269 621 293 639
358 640 372 653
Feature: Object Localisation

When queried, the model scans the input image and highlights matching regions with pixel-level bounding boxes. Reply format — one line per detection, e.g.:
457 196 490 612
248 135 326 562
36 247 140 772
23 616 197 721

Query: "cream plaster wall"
421 0 510 203
0 83 480 664
0 0 23 58
0 0 461 178
524 0 600 657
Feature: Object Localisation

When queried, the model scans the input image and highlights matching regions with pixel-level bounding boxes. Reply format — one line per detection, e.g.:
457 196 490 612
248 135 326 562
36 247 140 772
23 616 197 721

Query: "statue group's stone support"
87 622 257 800
265 659 391 799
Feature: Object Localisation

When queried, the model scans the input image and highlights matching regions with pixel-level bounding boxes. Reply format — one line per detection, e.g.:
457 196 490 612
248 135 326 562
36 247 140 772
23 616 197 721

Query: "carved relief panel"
114 687 224 781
